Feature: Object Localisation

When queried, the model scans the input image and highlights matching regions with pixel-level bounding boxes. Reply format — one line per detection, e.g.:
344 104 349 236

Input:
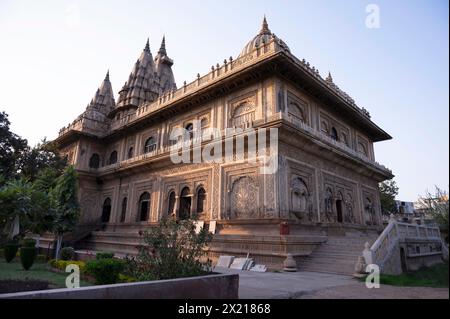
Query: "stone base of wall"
0 273 239 299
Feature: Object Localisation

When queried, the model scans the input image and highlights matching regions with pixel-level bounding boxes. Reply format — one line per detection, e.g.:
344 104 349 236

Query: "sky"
0 0 448 201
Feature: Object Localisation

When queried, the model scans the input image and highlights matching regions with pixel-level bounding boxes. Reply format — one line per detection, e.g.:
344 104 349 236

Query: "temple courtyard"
215 267 449 299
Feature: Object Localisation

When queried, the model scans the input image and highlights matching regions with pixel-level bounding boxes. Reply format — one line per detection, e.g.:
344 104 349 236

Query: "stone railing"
115 39 284 130
362 215 443 270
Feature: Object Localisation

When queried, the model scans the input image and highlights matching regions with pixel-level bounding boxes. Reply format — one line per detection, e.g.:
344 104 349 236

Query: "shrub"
96 252 114 260
36 254 47 263
49 259 86 273
20 238 36 248
20 246 37 270
124 218 212 281
85 258 125 285
60 247 75 261
4 242 20 263
118 273 136 283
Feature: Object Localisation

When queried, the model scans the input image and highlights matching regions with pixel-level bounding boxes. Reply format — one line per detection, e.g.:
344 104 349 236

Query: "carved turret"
155 36 177 94
116 39 160 109
83 70 115 121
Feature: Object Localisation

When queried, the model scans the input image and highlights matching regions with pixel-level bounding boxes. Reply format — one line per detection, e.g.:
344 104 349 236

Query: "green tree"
0 178 53 244
417 186 449 242
125 218 213 281
19 139 67 182
50 166 80 259
379 179 399 216
0 111 28 182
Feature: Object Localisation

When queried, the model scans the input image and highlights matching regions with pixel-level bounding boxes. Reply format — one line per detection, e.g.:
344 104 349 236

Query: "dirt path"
299 282 449 299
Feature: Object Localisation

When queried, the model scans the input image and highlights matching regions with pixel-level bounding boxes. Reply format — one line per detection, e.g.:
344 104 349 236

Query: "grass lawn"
0 260 92 290
376 262 449 288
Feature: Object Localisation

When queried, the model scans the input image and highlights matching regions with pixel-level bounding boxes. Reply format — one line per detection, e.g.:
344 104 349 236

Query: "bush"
20 246 37 270
85 258 125 285
4 242 20 263
49 259 86 273
36 254 47 263
96 252 114 260
124 218 212 281
60 247 75 261
20 238 36 248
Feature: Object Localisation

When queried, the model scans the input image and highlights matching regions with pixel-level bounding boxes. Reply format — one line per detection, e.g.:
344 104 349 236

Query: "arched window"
120 197 127 223
185 123 194 140
331 127 339 141
128 147 134 159
89 154 100 169
196 187 206 214
358 142 368 156
291 178 309 214
289 102 305 124
101 198 112 223
341 133 349 146
144 137 157 153
109 151 118 165
321 121 329 134
167 191 176 216
138 192 151 222
179 187 191 220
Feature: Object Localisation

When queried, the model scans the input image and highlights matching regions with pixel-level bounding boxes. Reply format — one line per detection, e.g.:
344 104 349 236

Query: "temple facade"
54 18 394 270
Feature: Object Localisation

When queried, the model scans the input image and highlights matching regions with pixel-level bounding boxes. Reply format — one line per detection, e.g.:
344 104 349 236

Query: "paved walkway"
215 267 355 299
215 267 449 299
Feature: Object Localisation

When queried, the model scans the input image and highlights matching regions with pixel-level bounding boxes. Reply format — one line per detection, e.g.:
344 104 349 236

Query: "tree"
379 179 399 216
19 139 67 182
0 111 28 182
50 166 80 259
0 178 53 244
125 218 212 281
417 186 449 242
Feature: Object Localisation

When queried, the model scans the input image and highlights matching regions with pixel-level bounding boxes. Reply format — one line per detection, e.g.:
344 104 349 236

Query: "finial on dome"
144 38 150 52
260 15 271 35
326 72 333 83
158 35 166 55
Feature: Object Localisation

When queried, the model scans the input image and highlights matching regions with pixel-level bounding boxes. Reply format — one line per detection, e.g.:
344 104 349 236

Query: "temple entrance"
400 247 408 273
336 199 343 223
179 187 191 220
101 198 111 223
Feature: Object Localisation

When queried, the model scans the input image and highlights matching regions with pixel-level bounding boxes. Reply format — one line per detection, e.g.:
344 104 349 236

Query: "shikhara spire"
158 36 167 56
260 15 271 35
155 35 177 94
82 70 115 122
116 38 161 108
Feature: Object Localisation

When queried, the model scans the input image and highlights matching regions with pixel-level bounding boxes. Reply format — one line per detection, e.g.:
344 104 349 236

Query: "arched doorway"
196 187 206 215
400 247 407 273
138 192 151 222
179 187 191 220
101 198 111 223
336 199 343 223
167 191 176 217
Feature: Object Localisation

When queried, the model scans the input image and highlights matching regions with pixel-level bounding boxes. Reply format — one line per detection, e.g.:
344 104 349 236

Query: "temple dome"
239 16 290 57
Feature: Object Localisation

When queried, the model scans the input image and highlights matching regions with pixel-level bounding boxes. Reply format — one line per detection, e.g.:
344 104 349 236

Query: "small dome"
239 16 290 57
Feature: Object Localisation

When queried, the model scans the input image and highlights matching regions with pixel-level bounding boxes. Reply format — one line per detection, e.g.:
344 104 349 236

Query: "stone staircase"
298 231 380 275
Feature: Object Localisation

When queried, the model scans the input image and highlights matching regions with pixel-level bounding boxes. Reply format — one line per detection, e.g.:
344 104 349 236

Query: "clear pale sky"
0 0 448 201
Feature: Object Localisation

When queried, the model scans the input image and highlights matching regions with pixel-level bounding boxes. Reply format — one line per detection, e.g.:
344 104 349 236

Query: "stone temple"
52 17 400 273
